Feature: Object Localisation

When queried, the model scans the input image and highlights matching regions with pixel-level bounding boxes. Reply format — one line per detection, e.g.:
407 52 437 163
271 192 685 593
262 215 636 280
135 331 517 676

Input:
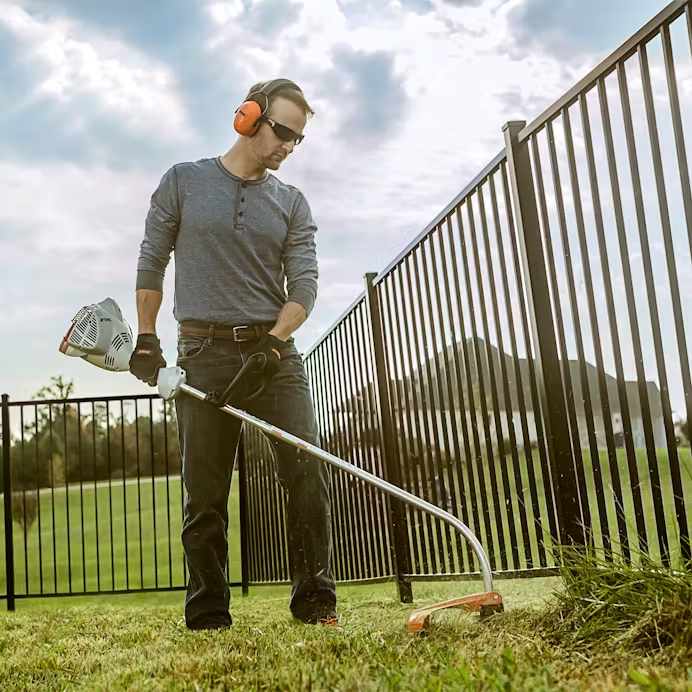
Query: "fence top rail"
2 392 161 408
518 0 688 142
302 290 366 361
301 148 506 363
372 148 506 286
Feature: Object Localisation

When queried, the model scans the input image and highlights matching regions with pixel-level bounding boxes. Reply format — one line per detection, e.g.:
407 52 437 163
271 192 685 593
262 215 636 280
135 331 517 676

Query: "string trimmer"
60 298 504 633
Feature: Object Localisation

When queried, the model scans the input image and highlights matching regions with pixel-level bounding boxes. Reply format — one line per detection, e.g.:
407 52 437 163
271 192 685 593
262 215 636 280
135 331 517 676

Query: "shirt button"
241 197 245 202
239 212 244 217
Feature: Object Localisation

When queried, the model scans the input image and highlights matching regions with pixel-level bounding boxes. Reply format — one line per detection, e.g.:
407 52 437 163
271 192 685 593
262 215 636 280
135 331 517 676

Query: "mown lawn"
1 449 691 689
1 578 690 691
0 474 242 596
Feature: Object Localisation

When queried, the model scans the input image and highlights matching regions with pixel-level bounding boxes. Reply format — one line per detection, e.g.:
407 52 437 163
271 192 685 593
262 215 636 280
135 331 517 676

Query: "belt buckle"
233 325 250 342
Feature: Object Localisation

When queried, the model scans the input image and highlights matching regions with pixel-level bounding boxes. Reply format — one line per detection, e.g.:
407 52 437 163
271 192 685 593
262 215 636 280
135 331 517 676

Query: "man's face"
249 95 307 170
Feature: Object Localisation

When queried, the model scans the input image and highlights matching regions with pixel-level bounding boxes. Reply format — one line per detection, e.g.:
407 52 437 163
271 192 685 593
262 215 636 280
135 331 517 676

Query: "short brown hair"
245 80 315 120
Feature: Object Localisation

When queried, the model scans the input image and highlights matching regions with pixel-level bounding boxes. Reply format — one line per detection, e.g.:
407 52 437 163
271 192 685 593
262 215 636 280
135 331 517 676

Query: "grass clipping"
548 546 692 660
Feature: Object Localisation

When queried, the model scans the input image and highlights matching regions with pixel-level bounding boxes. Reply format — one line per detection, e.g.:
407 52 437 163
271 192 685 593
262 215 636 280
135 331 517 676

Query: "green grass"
551 545 692 656
1 577 691 690
1 450 691 689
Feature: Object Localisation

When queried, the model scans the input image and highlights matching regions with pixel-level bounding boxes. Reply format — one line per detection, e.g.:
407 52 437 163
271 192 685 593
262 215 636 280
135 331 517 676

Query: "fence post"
2 394 15 611
364 273 413 604
503 122 585 548
237 426 250 598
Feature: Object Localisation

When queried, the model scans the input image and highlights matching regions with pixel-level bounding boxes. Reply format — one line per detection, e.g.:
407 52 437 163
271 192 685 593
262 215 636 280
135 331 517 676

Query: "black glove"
129 333 166 386
253 333 284 379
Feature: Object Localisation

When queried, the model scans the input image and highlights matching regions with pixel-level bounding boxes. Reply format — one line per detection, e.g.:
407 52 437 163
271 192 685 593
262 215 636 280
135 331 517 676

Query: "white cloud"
0 2 193 144
4 0 686 415
205 0 244 24
0 160 154 257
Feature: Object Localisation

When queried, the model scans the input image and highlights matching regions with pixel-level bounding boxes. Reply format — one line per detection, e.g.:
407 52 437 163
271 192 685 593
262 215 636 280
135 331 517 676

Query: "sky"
0 0 687 419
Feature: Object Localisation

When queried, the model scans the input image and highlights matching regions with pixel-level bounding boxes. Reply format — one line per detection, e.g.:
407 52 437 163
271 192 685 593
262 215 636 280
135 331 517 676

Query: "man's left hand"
254 333 284 378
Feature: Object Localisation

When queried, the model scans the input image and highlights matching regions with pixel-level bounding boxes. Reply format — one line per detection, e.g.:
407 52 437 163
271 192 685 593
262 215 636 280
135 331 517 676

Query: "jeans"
174 330 337 627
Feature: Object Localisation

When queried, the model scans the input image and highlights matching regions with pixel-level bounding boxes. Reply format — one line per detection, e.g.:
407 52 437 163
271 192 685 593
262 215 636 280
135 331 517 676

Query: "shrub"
11 489 39 532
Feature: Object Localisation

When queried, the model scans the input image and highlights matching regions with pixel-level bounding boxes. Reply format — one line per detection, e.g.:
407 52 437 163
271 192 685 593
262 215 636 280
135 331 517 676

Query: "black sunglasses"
261 116 305 145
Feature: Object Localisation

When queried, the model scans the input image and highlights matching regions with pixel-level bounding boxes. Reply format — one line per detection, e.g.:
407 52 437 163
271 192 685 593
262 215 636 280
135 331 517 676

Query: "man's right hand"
129 333 166 386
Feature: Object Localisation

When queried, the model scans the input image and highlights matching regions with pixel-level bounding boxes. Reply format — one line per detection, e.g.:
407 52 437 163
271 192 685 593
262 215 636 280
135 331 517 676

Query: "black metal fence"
242 0 692 594
0 393 245 610
2 0 692 609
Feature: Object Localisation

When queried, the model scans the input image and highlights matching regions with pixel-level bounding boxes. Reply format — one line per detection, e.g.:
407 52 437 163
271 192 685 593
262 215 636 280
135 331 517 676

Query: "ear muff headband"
234 79 302 137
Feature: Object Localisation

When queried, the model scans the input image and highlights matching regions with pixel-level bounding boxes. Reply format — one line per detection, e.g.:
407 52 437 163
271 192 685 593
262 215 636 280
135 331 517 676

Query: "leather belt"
178 321 272 342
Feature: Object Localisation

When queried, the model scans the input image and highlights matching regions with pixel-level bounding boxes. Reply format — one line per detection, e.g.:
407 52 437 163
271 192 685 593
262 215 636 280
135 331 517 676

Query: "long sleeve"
136 165 181 292
284 192 319 316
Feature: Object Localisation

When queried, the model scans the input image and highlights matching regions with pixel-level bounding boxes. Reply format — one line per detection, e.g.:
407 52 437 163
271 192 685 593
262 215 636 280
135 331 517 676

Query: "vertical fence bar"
63 402 72 593
20 408 28 596
353 306 391 578
419 233 461 572
554 110 615 559
662 20 692 448
409 245 453 570
162 401 172 588
472 191 517 569
617 59 671 564
404 254 443 574
381 275 425 574
395 266 434 574
503 120 584 548
364 272 413 602
2 394 15 611
449 208 495 567
639 41 691 562
440 215 482 573
478 183 525 570
458 201 504 570
237 428 250 597
324 331 357 581
487 173 535 570
586 83 648 557
335 317 369 580
77 402 86 592
91 402 99 593
120 401 130 591
427 224 471 572
500 161 556 567
48 404 57 592
149 399 158 588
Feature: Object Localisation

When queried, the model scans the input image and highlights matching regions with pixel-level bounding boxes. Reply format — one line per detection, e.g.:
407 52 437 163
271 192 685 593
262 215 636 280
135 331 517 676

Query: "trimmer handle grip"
204 353 268 407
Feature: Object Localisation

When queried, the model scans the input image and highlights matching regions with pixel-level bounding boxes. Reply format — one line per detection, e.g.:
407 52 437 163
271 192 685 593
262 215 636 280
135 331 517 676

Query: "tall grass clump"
547 544 692 660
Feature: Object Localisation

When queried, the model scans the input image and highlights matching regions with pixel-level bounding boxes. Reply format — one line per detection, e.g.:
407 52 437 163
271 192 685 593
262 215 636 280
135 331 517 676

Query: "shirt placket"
236 180 248 230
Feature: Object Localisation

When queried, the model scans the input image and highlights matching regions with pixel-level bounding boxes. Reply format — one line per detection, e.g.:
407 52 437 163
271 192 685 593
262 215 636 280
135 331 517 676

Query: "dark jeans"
174 330 337 627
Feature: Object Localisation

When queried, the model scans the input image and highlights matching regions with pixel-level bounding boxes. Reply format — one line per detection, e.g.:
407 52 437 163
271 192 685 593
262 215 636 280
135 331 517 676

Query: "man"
129 78 339 631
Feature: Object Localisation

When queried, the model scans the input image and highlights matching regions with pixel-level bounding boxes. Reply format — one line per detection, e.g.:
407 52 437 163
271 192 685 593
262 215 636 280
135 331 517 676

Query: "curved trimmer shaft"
158 367 503 632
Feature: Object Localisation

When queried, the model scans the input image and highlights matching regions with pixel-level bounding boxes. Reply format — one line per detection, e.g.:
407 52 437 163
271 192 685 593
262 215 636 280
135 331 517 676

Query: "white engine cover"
59 298 134 372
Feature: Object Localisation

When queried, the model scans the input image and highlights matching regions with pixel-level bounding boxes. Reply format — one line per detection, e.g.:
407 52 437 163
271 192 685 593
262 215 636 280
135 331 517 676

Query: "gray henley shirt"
136 156 319 325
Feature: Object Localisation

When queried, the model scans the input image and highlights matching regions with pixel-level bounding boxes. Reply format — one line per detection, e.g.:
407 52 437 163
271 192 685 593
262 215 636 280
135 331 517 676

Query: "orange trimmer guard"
408 590 504 634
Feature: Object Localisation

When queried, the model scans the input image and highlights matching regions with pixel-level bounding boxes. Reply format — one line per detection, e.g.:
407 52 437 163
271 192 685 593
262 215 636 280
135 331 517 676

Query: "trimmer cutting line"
59 298 504 633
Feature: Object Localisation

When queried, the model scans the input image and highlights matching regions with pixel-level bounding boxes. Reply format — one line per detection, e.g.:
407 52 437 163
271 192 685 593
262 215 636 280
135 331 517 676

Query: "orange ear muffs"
234 100 263 137
234 80 302 137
